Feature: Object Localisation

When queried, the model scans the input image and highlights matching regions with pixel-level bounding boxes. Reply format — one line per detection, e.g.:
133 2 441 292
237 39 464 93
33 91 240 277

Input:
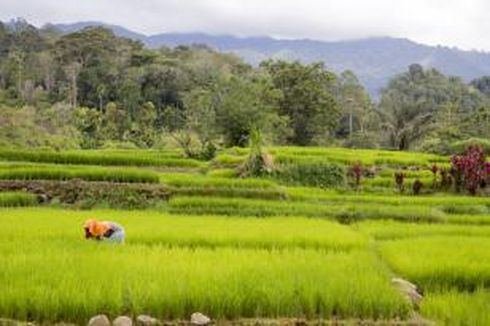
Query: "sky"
1 0 489 51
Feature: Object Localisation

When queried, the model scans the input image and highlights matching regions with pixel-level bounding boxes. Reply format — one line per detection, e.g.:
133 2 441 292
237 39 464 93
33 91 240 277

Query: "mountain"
50 21 147 41
51 21 490 97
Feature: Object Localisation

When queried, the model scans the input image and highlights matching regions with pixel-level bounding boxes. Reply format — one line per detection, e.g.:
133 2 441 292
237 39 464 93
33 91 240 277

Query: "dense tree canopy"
379 64 486 150
261 60 340 145
0 19 489 154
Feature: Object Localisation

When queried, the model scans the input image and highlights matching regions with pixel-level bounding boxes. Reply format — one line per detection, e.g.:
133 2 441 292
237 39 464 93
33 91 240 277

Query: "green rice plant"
206 168 237 178
378 169 433 178
379 236 490 291
287 188 490 215
363 177 433 188
421 289 490 326
0 208 409 322
223 146 250 156
160 174 278 189
0 180 169 209
169 196 446 223
438 203 489 215
273 162 346 188
219 147 448 172
172 187 285 200
446 214 490 225
268 147 447 166
212 153 247 166
356 220 490 240
0 192 37 207
0 148 204 168
160 174 285 199
0 208 367 251
0 164 159 183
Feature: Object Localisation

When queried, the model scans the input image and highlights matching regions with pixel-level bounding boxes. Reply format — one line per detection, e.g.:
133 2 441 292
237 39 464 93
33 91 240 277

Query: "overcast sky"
1 0 489 51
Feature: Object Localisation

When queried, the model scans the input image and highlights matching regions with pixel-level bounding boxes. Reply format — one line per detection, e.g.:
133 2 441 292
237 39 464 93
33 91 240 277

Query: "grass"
0 191 38 207
160 174 285 199
1 147 489 323
287 187 490 208
421 289 490 326
0 164 159 183
222 146 447 166
2 208 367 251
356 220 490 240
0 208 409 322
160 174 279 189
446 213 490 225
0 148 204 168
379 236 490 291
168 196 446 222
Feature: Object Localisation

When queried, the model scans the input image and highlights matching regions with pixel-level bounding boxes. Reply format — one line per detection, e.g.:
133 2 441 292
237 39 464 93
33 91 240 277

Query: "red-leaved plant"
450 146 489 195
349 161 363 189
431 163 438 188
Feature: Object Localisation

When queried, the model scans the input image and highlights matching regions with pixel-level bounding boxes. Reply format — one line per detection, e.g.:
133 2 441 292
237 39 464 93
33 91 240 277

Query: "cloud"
1 0 489 51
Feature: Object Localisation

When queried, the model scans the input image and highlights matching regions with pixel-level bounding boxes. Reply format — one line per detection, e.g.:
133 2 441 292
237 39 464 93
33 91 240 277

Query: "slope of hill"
52 21 490 96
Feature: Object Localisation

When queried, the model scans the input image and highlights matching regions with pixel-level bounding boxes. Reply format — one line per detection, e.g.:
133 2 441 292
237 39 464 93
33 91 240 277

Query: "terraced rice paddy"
1 146 489 324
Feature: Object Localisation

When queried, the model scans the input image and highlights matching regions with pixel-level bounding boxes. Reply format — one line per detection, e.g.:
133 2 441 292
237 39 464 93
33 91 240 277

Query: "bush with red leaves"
450 146 490 195
348 161 363 189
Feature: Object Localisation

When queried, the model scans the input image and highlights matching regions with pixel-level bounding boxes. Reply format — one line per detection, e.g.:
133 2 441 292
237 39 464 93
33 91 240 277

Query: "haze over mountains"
52 21 490 97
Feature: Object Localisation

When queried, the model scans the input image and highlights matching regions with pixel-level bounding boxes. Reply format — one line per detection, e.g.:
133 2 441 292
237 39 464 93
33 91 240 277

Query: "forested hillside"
1 19 489 155
54 21 490 97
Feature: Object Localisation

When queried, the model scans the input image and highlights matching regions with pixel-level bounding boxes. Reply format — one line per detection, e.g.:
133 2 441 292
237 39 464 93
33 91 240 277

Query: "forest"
1 19 490 156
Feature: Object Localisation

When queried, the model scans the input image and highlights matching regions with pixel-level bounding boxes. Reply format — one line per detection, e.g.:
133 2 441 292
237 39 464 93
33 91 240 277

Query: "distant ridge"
51 21 490 96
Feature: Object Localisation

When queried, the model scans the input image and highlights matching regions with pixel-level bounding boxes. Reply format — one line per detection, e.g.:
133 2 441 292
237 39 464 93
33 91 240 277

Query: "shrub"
412 179 423 195
274 162 346 188
439 168 453 190
450 138 490 155
431 164 438 188
450 146 489 195
348 161 363 189
0 180 170 209
394 171 405 193
238 129 274 177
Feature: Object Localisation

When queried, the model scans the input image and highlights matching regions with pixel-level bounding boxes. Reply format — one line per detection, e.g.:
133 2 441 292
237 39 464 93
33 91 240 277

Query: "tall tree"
261 60 340 145
380 64 484 150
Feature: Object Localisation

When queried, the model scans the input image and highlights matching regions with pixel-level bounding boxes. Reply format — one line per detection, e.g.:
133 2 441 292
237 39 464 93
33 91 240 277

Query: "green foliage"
0 148 204 168
161 172 285 199
450 137 490 155
380 64 484 150
0 104 80 149
274 162 346 188
261 60 340 145
0 164 159 183
0 208 410 322
335 70 380 147
0 191 38 207
169 196 445 223
379 236 490 291
422 289 490 326
0 179 169 209
239 129 274 177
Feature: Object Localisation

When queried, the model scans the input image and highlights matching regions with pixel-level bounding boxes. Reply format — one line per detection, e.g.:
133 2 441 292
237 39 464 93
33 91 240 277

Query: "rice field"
0 191 38 207
1 146 490 324
0 208 408 323
0 148 204 168
0 163 160 183
421 289 490 325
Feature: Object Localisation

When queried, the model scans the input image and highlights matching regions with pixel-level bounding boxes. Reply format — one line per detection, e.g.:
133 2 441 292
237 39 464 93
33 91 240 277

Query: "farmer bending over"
83 219 125 244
